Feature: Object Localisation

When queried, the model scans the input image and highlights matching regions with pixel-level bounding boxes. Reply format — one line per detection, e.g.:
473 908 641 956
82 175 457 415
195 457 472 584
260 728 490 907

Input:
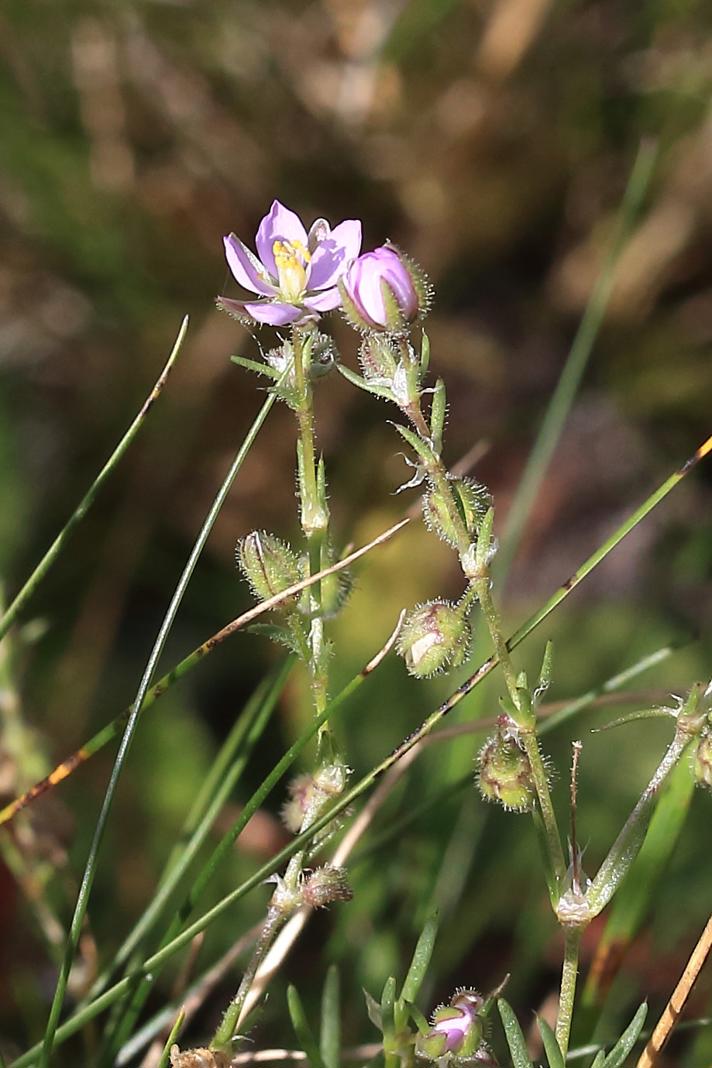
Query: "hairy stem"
474 572 566 891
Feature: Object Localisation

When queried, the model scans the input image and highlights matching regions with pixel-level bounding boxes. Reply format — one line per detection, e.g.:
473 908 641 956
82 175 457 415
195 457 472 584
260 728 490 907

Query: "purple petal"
308 219 362 290
224 234 276 296
242 300 302 325
304 287 342 312
255 200 309 278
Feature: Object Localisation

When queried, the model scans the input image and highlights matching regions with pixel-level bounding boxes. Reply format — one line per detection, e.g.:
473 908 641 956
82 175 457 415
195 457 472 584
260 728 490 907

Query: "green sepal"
602 1001 647 1067
430 378 446 455
537 1016 564 1068
406 1002 431 1037
496 999 532 1068
474 507 495 573
230 354 282 380
380 278 407 334
336 362 395 401
420 332 431 375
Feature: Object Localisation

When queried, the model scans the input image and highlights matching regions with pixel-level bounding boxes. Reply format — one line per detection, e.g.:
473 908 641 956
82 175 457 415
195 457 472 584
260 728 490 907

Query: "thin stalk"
474 572 566 888
12 435 712 1067
556 929 581 1059
39 377 281 1066
497 141 657 579
212 908 286 1052
0 317 188 643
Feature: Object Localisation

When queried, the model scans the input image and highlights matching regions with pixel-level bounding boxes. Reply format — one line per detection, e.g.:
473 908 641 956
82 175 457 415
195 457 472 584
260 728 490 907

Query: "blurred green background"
1 0 711 1064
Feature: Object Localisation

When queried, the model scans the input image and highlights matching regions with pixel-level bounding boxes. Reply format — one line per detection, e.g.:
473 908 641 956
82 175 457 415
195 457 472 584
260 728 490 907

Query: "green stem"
292 327 329 720
474 572 566 891
556 928 582 1059
397 340 472 559
212 906 287 1052
0 317 188 644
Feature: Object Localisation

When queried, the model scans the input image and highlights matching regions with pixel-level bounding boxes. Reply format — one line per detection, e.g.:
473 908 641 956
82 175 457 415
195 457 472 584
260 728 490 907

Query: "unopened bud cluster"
237 531 301 602
477 718 536 813
416 990 497 1066
282 762 349 833
397 599 471 678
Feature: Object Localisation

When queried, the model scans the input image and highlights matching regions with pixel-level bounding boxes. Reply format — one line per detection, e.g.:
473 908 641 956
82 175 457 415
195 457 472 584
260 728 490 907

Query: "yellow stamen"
273 239 310 302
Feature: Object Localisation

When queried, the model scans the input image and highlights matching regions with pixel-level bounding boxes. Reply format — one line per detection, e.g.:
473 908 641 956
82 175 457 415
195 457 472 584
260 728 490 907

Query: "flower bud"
416 990 491 1064
477 723 536 813
423 479 493 549
302 865 353 908
281 763 349 833
397 600 471 678
237 531 302 603
693 732 712 790
359 333 399 384
340 245 430 334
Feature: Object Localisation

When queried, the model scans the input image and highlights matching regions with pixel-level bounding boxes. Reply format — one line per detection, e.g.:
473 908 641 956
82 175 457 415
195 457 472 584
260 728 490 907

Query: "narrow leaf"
230 354 281 380
602 1002 648 1068
497 999 533 1068
157 1009 186 1068
391 422 437 466
590 1052 606 1068
287 985 327 1068
533 641 554 706
320 966 340 1068
381 975 397 1036
401 911 438 1003
406 1002 431 1036
537 1016 564 1068
336 362 394 400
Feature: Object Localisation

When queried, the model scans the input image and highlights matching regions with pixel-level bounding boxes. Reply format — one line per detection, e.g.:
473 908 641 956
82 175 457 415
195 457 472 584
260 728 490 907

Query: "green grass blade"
320 966 340 1068
39 379 281 1065
288 985 327 1068
400 911 438 1004
156 1009 186 1068
538 1015 565 1068
0 316 188 644
497 142 657 580
497 999 532 1068
603 1002 648 1068
89 659 292 1000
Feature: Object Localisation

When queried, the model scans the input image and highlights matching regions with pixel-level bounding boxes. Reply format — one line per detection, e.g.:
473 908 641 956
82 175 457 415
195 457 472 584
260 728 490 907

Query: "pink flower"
340 245 426 332
218 200 362 326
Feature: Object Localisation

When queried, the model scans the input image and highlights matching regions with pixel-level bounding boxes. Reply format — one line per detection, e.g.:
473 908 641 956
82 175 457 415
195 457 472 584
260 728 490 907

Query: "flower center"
273 239 311 302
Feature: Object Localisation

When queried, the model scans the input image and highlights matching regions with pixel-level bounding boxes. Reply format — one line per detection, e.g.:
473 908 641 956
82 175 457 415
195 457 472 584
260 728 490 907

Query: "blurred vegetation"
0 0 711 1064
